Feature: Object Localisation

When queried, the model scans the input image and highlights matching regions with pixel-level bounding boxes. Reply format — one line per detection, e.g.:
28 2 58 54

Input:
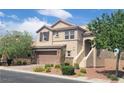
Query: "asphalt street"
0 70 87 83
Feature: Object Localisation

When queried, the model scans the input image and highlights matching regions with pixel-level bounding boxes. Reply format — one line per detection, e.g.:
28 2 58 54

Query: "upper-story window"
40 32 49 41
65 31 69 39
43 32 49 41
65 31 74 40
53 32 59 38
70 31 74 39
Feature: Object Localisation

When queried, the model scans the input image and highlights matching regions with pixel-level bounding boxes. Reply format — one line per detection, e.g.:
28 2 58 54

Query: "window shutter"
40 33 42 41
47 32 49 40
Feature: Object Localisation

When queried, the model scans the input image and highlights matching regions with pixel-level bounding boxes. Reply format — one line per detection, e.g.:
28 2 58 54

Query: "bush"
64 63 70 66
45 64 53 68
74 63 79 69
22 61 27 65
80 68 86 74
33 66 45 72
107 74 119 81
50 64 54 67
55 64 61 69
16 61 22 65
61 63 70 67
45 67 51 72
61 65 75 75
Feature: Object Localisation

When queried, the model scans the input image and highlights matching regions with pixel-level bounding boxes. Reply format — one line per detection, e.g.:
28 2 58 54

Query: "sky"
0 9 116 38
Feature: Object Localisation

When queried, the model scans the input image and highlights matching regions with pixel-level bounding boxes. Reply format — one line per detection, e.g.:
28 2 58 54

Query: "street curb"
0 67 110 83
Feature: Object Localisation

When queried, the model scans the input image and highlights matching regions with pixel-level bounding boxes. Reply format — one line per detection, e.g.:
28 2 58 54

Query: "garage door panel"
37 51 60 64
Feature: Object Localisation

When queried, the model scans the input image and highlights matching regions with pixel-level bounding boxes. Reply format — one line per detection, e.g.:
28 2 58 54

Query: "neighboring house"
32 20 103 68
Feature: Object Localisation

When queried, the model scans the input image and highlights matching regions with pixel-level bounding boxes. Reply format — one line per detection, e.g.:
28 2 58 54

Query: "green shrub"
16 61 22 65
110 75 118 81
33 66 45 72
107 74 119 81
106 74 111 78
50 64 54 67
55 64 61 69
74 63 79 69
80 68 86 74
61 63 70 67
64 63 70 66
22 61 27 65
61 65 75 75
45 64 52 68
45 67 51 72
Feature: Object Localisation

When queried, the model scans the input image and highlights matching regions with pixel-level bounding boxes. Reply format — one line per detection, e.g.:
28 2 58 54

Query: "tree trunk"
115 51 120 77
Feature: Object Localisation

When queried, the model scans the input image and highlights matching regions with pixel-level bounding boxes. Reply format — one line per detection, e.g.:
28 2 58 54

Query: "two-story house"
32 20 102 68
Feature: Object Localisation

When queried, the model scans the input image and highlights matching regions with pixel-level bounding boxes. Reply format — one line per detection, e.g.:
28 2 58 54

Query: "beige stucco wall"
95 49 113 67
86 50 94 67
52 22 70 28
53 40 78 57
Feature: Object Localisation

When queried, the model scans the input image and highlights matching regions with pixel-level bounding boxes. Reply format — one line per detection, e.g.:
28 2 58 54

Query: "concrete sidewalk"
0 66 112 83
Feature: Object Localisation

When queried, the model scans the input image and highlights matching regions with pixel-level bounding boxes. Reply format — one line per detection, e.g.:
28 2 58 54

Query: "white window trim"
65 30 75 40
43 32 49 41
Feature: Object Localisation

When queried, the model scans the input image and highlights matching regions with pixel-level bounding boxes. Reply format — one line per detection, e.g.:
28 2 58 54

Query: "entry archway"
84 39 92 56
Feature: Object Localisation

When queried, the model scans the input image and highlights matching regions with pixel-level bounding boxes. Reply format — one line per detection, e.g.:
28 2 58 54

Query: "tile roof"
36 19 91 33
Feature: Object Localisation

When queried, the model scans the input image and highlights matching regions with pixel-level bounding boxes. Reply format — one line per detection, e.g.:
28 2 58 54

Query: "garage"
32 45 66 65
37 51 60 64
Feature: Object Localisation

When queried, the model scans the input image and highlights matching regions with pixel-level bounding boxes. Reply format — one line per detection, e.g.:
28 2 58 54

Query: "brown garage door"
37 51 60 64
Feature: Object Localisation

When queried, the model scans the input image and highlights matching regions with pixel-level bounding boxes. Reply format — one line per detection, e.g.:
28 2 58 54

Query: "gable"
51 20 73 29
40 28 51 33
36 26 52 33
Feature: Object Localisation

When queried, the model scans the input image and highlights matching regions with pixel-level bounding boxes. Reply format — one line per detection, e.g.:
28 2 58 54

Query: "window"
40 33 42 41
65 31 69 39
53 32 59 37
43 32 49 41
70 31 74 39
65 31 75 40
39 32 49 41
67 51 71 56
